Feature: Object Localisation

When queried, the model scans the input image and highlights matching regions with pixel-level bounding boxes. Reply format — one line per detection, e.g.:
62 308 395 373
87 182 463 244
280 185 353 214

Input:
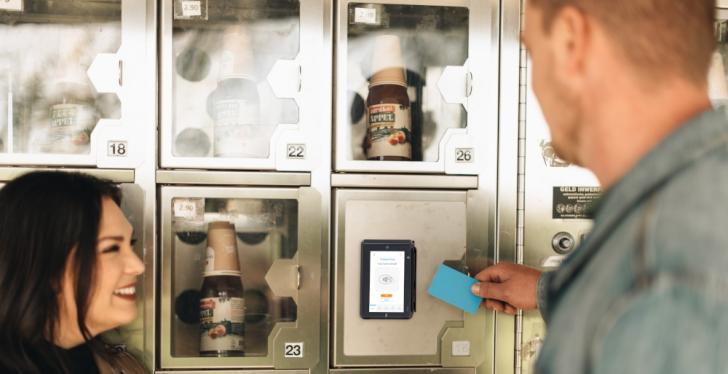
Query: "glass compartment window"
711 19 728 108
0 1 121 155
345 3 469 162
171 0 300 159
170 197 298 358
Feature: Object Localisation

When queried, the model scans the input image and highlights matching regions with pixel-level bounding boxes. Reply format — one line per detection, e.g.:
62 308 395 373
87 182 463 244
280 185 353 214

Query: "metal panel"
517 30 599 374
332 189 489 368
494 0 521 373
156 371 308 374
331 173 478 189
0 166 134 183
157 170 311 187
330 369 474 374
159 186 322 370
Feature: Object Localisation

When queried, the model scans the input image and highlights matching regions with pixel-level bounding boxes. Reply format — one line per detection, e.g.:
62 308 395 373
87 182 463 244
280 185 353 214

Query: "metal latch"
264 252 301 304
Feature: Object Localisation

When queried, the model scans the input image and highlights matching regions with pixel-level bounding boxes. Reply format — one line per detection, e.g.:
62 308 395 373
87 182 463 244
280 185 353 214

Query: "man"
471 0 728 373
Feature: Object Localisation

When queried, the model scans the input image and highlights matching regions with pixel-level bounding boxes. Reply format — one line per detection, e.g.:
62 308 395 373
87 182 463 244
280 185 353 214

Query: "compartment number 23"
284 342 304 358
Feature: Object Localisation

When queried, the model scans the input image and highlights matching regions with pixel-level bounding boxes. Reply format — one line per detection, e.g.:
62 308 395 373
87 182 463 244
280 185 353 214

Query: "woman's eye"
102 245 120 254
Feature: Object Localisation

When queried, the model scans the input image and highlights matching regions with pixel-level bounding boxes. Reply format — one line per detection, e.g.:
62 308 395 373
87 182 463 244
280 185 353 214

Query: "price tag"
286 144 306 160
284 342 304 358
354 7 377 24
173 199 198 219
455 148 474 163
181 0 202 17
0 0 23 12
107 140 129 157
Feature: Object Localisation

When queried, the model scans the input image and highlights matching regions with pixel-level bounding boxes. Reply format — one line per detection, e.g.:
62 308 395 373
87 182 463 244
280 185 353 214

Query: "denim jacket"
535 109 728 374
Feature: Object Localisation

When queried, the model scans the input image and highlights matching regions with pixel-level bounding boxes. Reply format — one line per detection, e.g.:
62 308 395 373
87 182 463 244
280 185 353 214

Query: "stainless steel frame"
494 0 521 373
332 188 491 371
0 167 134 183
159 185 322 370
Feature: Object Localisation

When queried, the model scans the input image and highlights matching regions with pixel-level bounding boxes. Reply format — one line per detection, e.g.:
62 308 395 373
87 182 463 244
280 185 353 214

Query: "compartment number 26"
455 148 474 163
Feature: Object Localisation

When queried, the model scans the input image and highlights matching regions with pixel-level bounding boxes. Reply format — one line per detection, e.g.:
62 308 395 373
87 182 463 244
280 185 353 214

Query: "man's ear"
550 6 591 85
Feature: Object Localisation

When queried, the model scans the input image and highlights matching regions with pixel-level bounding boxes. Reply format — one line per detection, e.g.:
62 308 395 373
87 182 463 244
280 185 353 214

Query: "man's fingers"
503 304 518 315
484 299 506 312
474 262 514 282
471 281 508 301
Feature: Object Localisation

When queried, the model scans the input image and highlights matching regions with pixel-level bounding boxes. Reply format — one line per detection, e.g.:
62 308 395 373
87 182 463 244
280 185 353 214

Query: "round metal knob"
552 232 576 254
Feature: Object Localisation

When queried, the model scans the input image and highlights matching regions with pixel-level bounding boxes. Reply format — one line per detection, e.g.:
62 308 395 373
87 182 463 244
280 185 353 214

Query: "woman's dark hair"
0 171 121 373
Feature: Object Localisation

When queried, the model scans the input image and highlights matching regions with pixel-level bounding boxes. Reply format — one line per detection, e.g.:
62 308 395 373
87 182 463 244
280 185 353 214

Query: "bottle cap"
369 34 407 87
218 25 256 81
205 221 241 273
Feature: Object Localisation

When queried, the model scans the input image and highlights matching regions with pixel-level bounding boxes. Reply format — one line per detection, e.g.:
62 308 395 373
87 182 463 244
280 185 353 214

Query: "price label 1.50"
107 140 129 157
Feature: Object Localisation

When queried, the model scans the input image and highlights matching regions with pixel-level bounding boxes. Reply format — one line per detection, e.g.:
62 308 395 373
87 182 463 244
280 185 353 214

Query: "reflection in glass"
172 0 301 159
711 19 728 110
347 3 469 162
0 1 122 155
171 197 298 358
0 64 8 152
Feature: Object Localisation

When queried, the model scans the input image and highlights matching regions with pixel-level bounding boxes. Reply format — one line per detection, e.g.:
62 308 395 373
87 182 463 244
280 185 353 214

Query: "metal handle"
465 71 473 97
118 59 123 87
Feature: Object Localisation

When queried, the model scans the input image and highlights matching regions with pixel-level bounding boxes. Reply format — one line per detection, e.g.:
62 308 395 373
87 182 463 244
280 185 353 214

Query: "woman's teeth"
113 286 136 296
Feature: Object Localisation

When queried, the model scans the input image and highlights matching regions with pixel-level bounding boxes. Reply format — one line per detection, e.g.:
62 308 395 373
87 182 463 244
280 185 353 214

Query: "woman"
0 171 146 373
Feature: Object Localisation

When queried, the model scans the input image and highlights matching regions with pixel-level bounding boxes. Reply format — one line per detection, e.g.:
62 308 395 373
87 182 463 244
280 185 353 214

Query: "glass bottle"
200 221 245 357
42 65 98 154
206 26 267 158
365 34 412 161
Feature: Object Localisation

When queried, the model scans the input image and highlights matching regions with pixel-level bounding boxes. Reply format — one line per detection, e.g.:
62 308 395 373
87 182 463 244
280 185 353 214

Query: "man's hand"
470 262 541 315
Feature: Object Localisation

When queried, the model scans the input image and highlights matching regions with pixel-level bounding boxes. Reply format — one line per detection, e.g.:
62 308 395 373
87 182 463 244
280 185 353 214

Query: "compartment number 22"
287 144 306 160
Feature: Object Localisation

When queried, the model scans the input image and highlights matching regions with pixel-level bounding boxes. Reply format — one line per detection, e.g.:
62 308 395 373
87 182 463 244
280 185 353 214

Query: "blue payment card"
428 263 483 314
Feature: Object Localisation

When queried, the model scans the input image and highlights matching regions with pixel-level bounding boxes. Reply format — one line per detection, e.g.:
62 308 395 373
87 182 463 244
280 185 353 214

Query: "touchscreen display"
368 251 405 313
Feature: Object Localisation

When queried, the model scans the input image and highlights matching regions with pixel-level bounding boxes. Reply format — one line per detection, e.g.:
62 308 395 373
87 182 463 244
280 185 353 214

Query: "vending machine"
0 0 157 370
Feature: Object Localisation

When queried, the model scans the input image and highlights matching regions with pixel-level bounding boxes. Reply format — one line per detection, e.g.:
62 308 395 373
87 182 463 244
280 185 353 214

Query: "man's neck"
581 79 712 190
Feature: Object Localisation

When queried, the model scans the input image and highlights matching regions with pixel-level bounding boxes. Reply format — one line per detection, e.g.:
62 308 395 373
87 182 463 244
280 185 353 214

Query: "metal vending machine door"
159 0 328 172
334 0 498 175
0 0 148 168
159 185 321 371
332 188 491 373
519 59 601 374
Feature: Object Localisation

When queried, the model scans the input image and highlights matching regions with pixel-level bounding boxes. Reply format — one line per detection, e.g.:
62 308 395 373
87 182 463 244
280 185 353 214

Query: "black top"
0 341 101 374
65 343 100 374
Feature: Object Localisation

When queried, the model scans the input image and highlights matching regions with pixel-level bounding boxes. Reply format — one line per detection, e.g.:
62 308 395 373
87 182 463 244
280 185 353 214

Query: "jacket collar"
549 109 728 293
